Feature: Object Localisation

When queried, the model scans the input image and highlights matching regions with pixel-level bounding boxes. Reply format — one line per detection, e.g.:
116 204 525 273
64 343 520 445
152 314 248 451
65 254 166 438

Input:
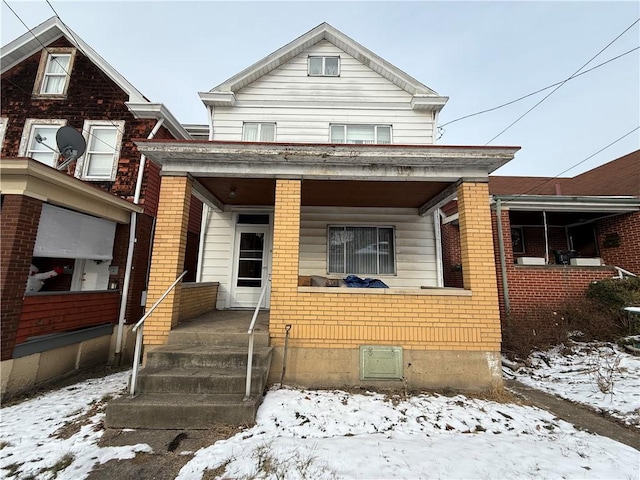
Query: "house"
0 17 209 397
441 150 640 342
133 22 520 392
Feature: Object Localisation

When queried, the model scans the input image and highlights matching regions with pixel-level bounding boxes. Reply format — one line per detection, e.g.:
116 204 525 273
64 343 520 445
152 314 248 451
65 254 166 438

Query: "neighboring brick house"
442 150 640 338
0 17 203 396
135 23 520 391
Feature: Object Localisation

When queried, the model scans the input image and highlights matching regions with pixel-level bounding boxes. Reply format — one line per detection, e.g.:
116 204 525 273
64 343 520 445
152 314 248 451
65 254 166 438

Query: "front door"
231 226 271 308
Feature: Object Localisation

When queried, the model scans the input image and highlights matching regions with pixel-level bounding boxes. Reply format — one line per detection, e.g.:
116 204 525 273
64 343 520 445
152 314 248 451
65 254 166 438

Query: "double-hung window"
308 56 340 76
34 48 76 97
19 119 67 167
242 122 276 142
328 226 395 275
0 117 8 153
76 120 125 181
330 124 392 144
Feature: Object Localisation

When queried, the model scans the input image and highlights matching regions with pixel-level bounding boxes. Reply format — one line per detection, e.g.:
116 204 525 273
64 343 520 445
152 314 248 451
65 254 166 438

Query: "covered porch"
138 140 519 390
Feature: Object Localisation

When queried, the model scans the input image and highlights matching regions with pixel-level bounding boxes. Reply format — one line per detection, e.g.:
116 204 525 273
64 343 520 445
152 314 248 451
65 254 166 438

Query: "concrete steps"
106 312 271 429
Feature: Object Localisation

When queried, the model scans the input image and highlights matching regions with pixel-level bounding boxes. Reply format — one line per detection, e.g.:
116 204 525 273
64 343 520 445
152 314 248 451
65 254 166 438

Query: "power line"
517 126 640 197
484 18 640 146
439 46 639 130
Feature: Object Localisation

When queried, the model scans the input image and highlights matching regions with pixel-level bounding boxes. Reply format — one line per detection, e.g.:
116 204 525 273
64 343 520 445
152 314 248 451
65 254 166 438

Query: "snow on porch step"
136 366 268 395
105 393 262 429
146 344 273 369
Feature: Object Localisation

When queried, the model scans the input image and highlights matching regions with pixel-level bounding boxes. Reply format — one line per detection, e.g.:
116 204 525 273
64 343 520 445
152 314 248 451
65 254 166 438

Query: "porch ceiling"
196 177 452 208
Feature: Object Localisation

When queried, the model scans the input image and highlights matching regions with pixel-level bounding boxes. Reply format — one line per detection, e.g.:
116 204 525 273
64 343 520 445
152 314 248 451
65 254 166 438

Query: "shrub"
586 277 640 334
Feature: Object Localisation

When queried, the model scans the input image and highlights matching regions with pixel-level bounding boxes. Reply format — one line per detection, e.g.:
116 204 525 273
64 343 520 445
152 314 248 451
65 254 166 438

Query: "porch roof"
494 194 640 213
135 140 520 182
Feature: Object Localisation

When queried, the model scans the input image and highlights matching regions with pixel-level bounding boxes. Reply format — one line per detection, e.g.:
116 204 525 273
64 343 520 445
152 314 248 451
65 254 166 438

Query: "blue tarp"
344 275 389 288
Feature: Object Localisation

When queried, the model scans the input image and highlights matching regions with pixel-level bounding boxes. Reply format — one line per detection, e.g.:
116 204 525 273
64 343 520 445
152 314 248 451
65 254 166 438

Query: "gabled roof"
1 17 190 139
199 22 448 111
490 150 640 197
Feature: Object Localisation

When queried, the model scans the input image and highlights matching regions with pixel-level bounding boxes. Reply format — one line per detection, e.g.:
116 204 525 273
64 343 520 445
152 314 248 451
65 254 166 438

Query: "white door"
71 259 110 291
230 226 271 308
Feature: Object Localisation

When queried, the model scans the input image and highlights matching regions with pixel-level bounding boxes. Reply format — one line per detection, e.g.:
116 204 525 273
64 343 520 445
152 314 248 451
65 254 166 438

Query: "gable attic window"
243 123 276 142
75 120 125 181
330 124 392 144
18 118 67 167
33 48 76 97
308 56 340 76
328 226 396 275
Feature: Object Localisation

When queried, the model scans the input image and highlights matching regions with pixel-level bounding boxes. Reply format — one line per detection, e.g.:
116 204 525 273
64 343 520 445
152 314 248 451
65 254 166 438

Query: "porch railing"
614 266 637 279
244 274 271 401
129 270 188 395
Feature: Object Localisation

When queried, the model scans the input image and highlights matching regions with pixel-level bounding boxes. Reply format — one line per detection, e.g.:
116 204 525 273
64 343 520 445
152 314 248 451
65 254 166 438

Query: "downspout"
543 210 549 265
196 204 211 282
114 117 165 365
433 209 444 287
495 199 510 313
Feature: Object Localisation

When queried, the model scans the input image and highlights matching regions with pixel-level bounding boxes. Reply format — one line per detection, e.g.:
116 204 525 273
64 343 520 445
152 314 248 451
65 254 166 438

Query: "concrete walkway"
505 379 640 450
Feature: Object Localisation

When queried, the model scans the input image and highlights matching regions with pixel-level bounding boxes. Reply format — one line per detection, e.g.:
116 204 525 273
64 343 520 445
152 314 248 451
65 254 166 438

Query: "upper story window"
328 226 396 275
308 56 340 76
33 48 76 97
330 124 392 144
242 122 276 142
18 119 67 167
75 120 125 181
0 117 7 154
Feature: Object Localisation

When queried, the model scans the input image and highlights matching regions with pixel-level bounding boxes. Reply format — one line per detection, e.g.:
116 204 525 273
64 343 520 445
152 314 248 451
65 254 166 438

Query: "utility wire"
484 18 640 146
439 46 639 129
516 126 640 197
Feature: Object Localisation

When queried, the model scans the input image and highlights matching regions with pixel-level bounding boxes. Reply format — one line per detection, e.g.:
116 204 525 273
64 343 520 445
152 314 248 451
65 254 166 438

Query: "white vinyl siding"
212 41 435 144
200 210 237 309
300 207 437 288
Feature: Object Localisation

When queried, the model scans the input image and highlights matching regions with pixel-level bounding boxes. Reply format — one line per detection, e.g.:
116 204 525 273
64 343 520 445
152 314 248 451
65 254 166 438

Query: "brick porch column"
0 195 43 360
269 179 301 342
457 182 501 349
144 175 192 345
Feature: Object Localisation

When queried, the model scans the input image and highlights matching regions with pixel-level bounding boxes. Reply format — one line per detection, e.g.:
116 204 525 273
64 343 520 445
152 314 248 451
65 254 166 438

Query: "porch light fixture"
229 187 236 199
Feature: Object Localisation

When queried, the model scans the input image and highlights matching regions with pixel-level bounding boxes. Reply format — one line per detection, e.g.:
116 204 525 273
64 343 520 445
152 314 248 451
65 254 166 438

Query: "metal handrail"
129 270 188 395
244 274 271 400
614 266 637 279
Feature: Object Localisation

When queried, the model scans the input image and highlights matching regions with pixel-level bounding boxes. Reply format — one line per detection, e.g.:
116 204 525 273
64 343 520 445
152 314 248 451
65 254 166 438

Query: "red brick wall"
441 222 463 288
597 211 640 275
17 291 120 344
1 195 43 360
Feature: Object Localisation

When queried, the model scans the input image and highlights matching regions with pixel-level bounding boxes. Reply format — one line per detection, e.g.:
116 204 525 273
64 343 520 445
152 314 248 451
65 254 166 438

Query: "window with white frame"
308 56 340 76
18 119 67 167
328 226 395 275
76 120 125 181
242 122 276 142
33 48 76 97
0 117 7 154
330 124 392 144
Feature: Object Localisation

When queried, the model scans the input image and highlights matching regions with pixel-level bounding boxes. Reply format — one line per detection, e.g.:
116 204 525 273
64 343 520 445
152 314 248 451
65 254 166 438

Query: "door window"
237 232 265 287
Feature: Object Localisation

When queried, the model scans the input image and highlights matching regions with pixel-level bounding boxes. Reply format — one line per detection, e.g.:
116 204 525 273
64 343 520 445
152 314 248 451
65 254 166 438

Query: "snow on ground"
510 340 640 428
1 357 639 480
0 371 150 480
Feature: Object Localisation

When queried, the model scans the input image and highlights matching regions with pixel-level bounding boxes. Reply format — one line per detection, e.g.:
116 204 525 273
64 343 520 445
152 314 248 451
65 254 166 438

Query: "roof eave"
493 194 640 212
125 102 191 140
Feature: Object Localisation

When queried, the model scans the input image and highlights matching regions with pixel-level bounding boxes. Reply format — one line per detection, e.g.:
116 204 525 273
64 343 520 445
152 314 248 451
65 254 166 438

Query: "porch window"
308 56 340 76
328 226 395 275
330 124 392 144
242 123 276 142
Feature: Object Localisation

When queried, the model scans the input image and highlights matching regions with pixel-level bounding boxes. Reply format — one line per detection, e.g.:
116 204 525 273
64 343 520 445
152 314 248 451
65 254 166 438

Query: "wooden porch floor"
174 309 270 335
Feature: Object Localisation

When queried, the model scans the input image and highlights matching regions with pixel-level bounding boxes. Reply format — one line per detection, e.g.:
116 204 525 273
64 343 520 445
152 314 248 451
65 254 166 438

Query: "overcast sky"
2 1 639 176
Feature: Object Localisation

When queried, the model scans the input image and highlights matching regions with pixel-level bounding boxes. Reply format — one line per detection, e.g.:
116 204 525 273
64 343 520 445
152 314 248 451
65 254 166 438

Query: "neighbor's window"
76 120 125 181
0 117 8 154
242 123 276 142
511 227 525 254
34 48 76 97
330 124 392 144
328 226 395 275
308 56 340 76
18 119 67 167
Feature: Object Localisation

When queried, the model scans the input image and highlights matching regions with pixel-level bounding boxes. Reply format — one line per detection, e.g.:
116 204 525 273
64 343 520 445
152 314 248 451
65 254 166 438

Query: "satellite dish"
56 126 86 170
